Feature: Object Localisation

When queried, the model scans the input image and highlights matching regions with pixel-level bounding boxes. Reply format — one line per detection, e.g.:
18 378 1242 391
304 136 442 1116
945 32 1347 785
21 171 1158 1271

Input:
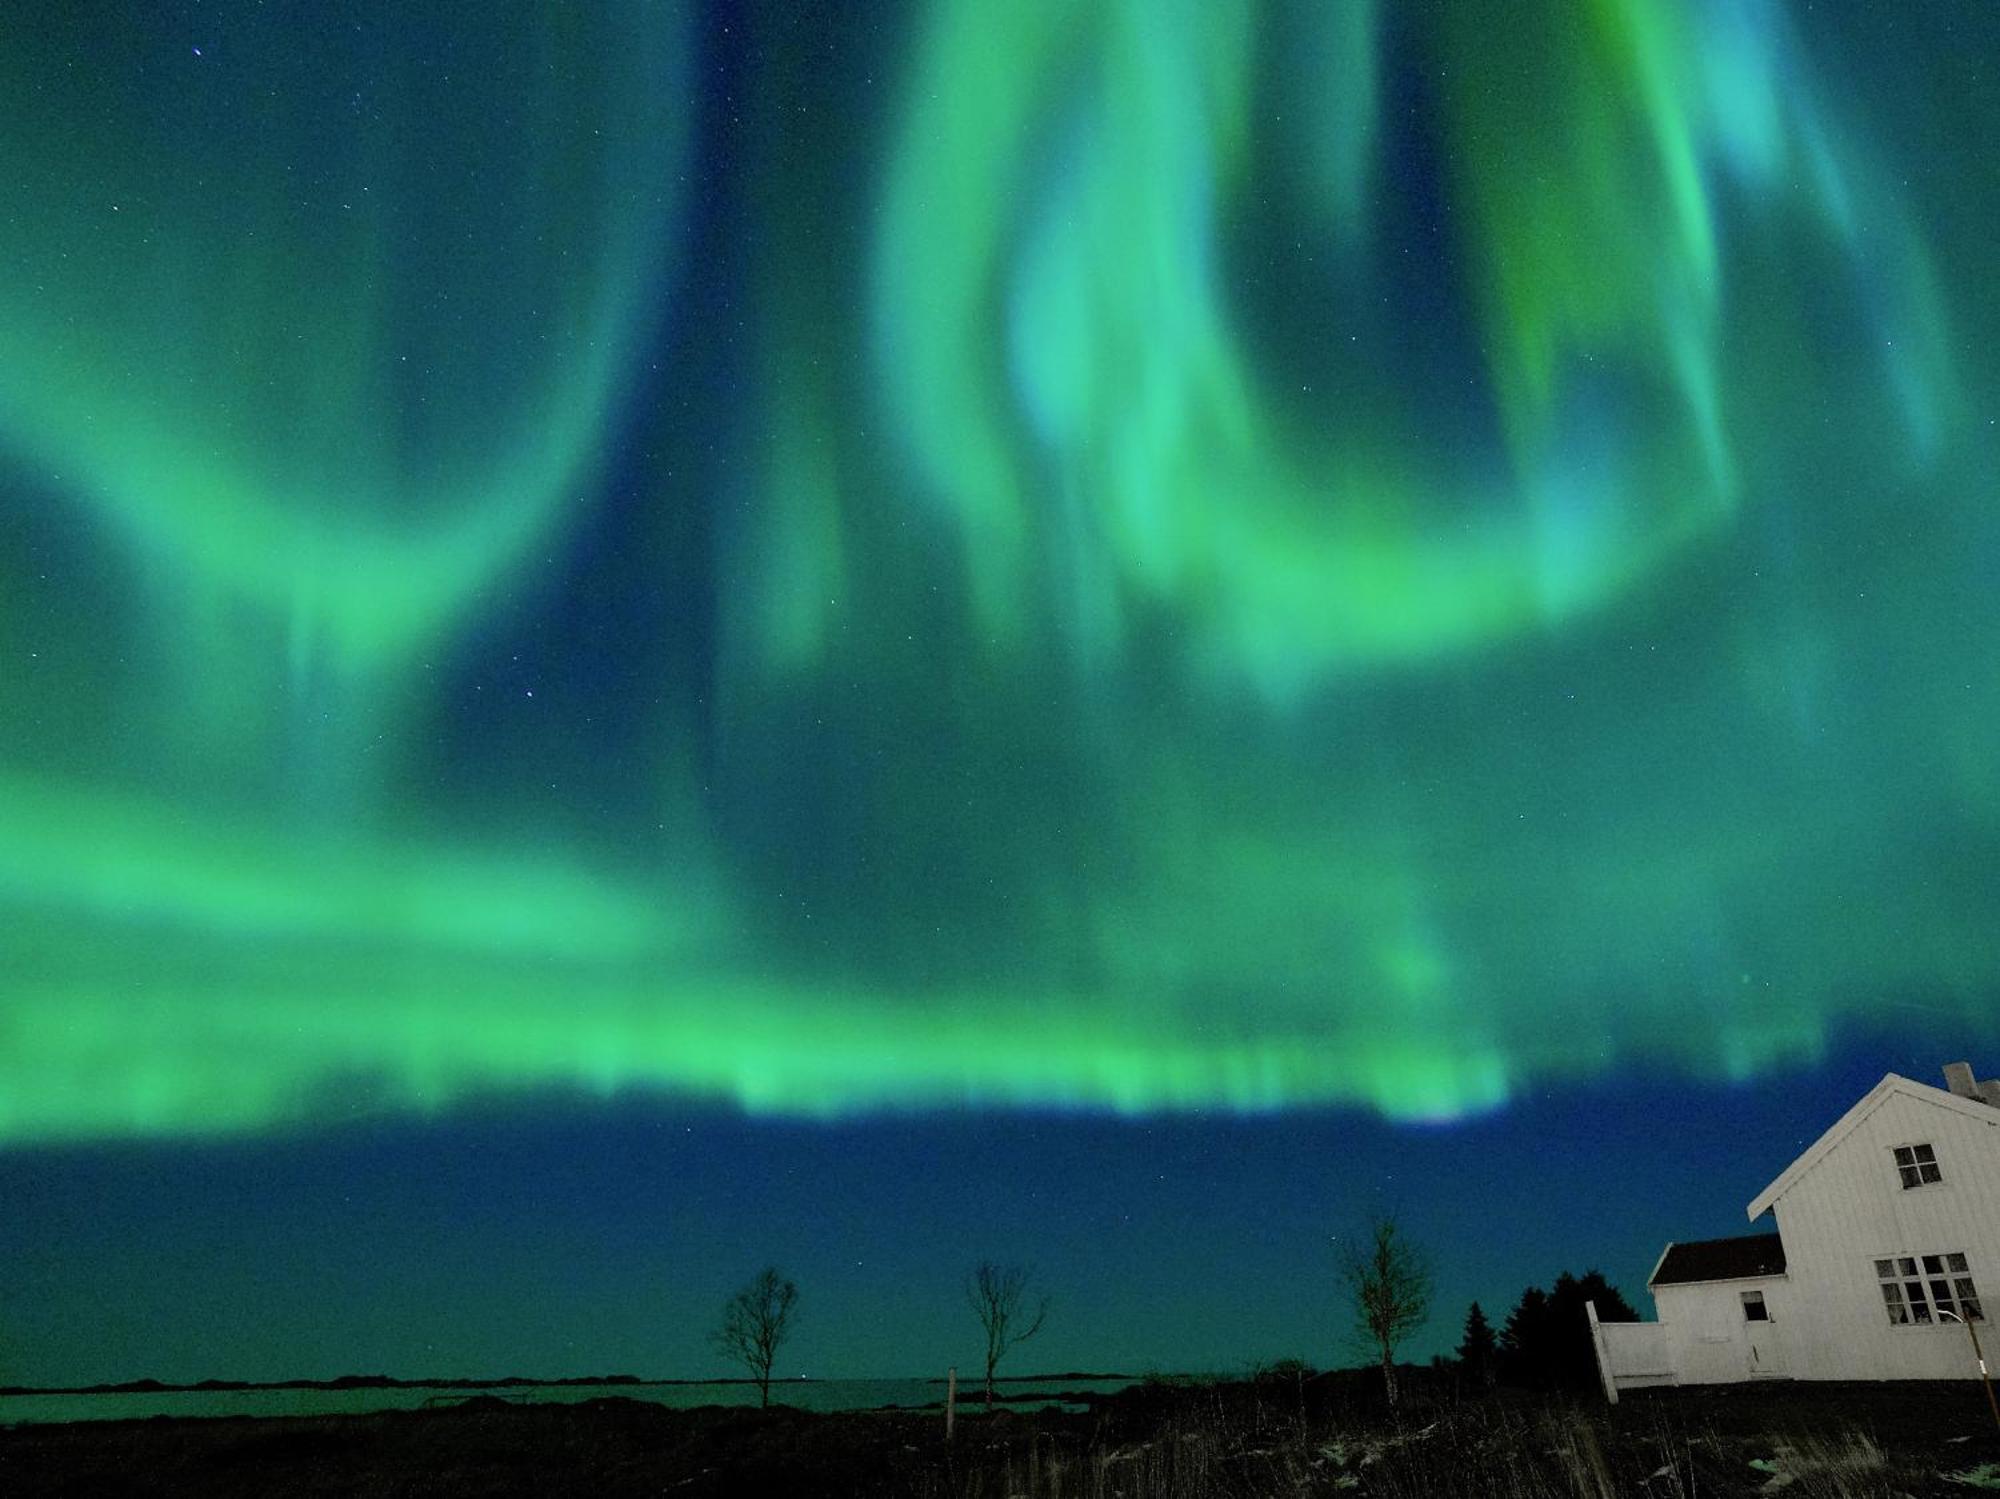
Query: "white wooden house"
1593 1062 2000 1396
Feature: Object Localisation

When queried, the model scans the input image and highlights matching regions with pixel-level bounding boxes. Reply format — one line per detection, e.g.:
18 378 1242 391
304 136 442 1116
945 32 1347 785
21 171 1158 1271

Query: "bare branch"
711 1267 799 1408
1337 1216 1432 1409
966 1261 1050 1404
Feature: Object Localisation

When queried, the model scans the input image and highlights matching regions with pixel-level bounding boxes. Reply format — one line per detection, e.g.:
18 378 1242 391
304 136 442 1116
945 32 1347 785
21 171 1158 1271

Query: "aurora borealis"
4 0 1999 1161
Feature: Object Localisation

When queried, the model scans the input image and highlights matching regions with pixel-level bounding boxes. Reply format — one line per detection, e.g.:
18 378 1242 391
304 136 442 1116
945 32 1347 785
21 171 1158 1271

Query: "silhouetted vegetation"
711 1268 799 1408
1248 1357 1316 1386
8 1373 1999 1496
1336 1216 1432 1409
1456 1301 1497 1390
1497 1270 1638 1392
967 1262 1049 1406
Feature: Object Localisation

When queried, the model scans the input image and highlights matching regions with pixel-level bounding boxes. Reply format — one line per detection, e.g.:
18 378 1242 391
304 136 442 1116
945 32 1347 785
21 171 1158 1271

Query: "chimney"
1943 1062 1980 1100
1982 1080 2000 1110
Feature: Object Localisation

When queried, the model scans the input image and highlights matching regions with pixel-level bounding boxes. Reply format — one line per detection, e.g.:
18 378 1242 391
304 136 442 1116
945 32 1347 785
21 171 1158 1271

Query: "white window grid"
1874 1252 1982 1325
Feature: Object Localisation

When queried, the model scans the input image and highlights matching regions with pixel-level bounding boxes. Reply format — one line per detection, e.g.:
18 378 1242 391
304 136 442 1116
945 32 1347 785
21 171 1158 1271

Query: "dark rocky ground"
4 1373 1998 1497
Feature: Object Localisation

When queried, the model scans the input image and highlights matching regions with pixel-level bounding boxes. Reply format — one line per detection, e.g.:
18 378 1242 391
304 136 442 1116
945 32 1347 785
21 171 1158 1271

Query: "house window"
1893 1143 1942 1189
1741 1291 1769 1322
1876 1253 1982 1324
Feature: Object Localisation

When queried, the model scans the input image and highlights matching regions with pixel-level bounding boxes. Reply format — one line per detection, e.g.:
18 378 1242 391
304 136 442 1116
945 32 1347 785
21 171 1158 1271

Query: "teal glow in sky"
3 0 1997 1144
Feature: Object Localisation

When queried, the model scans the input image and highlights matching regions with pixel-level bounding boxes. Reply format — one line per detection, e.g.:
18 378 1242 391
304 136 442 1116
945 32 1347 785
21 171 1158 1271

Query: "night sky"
3 0 1998 1387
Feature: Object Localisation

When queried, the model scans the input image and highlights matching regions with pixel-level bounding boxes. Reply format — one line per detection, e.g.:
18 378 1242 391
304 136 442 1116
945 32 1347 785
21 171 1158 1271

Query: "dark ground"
4 1373 1998 1497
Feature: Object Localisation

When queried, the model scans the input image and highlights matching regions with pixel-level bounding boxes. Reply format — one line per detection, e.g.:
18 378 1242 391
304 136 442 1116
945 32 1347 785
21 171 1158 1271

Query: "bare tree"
1337 1216 1433 1409
966 1261 1049 1406
711 1267 799 1408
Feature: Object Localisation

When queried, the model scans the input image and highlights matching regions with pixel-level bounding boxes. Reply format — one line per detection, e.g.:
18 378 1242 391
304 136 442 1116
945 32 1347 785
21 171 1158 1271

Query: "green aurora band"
2 0 1997 1143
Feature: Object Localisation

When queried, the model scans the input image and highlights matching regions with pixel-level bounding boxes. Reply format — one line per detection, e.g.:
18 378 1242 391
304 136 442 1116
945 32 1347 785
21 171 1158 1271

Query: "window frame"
1874 1251 1982 1326
1891 1142 1943 1190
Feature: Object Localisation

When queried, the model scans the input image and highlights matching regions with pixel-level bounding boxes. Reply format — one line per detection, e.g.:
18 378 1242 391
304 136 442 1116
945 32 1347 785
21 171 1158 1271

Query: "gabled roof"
1745 1072 2000 1221
1649 1233 1787 1286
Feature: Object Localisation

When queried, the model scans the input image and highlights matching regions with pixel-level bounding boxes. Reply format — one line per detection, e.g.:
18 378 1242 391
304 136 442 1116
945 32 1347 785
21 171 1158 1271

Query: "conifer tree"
1457 1301 1498 1389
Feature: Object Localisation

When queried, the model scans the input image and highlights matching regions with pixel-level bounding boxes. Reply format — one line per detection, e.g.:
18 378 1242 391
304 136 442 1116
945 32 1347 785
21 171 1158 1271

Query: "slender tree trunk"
1379 1340 1398 1410
985 1354 997 1407
759 1368 771 1408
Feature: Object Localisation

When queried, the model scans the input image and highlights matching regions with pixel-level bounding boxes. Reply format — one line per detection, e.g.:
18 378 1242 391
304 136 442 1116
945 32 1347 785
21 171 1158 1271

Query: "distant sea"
0 1377 1141 1426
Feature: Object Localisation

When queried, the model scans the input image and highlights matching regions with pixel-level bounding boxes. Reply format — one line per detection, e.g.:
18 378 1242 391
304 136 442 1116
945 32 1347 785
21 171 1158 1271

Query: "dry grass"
927 1378 1999 1499
4 1376 1996 1497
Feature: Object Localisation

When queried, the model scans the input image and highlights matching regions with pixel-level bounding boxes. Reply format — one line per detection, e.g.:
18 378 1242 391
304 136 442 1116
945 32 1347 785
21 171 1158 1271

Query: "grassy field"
4 1370 1998 1497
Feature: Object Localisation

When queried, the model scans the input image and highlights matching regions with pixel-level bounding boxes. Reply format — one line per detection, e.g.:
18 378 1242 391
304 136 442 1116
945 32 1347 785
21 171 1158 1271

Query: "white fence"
1587 1302 1677 1402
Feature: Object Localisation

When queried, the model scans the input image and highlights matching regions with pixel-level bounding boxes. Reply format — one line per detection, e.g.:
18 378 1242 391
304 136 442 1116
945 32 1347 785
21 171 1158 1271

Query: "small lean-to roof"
1649 1233 1788 1286
1745 1073 2000 1221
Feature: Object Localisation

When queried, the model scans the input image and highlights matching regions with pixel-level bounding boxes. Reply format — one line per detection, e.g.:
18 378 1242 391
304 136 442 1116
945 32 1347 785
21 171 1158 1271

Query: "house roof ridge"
1744 1071 2000 1221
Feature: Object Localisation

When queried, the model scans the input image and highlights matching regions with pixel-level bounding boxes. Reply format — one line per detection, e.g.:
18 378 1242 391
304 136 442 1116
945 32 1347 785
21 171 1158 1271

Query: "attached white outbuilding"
1594 1062 2000 1396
